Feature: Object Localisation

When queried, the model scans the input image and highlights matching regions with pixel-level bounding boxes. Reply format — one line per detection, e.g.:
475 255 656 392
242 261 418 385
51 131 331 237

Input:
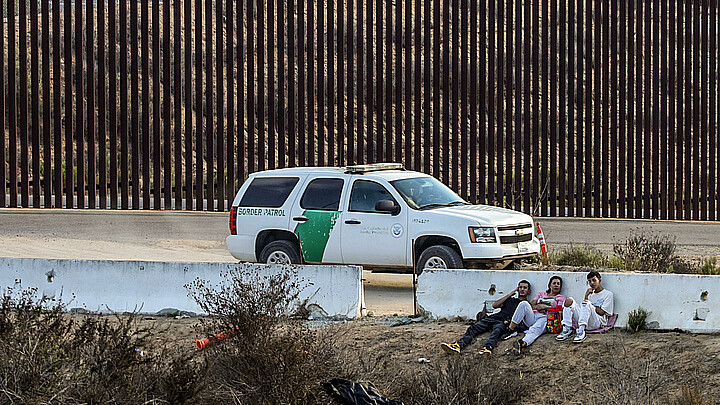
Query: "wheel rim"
424 256 448 269
267 251 292 264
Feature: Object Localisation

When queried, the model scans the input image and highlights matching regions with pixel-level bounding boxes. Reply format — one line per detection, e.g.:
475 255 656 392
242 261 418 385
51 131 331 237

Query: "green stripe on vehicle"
294 210 341 262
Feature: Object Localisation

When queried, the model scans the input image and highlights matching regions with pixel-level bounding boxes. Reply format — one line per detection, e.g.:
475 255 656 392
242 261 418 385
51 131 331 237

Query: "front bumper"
458 237 541 261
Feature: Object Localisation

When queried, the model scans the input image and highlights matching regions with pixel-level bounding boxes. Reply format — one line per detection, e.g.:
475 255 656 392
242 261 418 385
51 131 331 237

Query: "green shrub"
627 307 651 333
699 257 720 275
613 230 677 272
550 244 608 267
605 256 626 269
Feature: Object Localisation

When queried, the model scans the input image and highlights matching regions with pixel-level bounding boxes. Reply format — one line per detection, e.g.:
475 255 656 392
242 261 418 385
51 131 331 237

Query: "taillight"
229 206 238 235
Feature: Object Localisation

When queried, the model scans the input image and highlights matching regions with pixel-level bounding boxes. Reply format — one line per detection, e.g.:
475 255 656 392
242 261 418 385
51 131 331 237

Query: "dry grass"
5 268 720 404
0 285 207 404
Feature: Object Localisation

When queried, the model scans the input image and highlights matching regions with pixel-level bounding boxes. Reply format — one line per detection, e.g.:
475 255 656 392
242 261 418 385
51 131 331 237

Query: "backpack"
546 305 563 334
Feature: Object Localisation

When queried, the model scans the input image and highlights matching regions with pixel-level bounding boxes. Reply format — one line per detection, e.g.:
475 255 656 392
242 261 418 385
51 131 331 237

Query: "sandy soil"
133 313 720 404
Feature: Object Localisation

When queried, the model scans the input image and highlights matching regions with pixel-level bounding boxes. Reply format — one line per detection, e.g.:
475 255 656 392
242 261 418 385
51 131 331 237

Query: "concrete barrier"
417 269 720 333
0 258 364 319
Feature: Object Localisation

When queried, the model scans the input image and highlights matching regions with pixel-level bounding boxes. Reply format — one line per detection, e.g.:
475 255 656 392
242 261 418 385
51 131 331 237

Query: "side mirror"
375 200 400 215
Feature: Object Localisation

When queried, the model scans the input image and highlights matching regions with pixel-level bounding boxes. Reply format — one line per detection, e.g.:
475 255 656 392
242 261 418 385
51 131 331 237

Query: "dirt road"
2 208 719 315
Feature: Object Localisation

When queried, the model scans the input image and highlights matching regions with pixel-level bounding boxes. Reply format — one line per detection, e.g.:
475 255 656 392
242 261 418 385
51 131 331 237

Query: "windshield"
390 177 468 210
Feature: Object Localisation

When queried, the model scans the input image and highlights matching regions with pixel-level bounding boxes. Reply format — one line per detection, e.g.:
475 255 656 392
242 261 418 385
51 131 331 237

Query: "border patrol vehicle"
227 163 540 273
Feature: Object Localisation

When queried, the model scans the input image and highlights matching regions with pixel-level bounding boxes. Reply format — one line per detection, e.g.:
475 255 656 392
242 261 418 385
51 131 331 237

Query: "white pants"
562 298 603 331
510 301 547 346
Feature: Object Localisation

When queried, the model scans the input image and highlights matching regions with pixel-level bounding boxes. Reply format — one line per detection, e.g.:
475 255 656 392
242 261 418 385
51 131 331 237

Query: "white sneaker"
556 327 573 341
573 328 586 343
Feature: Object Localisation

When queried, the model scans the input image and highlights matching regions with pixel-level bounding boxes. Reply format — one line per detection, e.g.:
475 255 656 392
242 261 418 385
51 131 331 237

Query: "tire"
415 245 464 275
259 240 302 265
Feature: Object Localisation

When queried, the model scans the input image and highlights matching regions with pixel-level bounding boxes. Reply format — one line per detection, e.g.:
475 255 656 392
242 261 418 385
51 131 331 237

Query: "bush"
627 307 651 333
613 230 677 272
671 385 714 405
588 338 671 404
391 356 525 405
187 267 339 404
668 257 699 274
0 285 206 404
550 245 608 267
699 257 720 275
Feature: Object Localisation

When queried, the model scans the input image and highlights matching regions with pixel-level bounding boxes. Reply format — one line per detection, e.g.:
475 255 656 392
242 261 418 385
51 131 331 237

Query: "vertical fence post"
195 0 203 210
141 0 149 209
710 0 718 221
42 0 51 208
559 0 567 216
131 0 139 210
163 0 171 209
205 0 214 209
65 0 74 208
186 0 194 210
88 0 96 209
109 0 117 209
31 0 40 208
227 0 235 198
0 0 4 208
152 0 161 209
98 0 107 209
20 0 29 208
216 0 225 210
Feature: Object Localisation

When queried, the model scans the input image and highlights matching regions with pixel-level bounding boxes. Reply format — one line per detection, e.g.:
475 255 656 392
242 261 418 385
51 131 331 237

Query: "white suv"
227 163 540 273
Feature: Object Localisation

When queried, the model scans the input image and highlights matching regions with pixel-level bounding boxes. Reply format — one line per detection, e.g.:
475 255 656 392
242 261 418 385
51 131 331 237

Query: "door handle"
345 219 361 225
293 216 309 222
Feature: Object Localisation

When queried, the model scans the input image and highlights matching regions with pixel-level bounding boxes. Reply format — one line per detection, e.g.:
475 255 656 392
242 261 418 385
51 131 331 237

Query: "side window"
300 178 345 211
238 177 299 207
349 180 398 213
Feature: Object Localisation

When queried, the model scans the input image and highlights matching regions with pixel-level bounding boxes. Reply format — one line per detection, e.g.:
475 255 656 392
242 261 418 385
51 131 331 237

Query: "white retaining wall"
417 269 720 333
0 258 364 319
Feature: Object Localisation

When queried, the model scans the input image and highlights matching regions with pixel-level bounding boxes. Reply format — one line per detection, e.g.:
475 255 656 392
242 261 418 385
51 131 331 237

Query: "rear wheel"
259 240 302 264
415 245 463 275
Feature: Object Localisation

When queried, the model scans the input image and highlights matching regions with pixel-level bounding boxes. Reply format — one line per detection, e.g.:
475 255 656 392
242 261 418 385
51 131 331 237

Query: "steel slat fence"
1 0 720 219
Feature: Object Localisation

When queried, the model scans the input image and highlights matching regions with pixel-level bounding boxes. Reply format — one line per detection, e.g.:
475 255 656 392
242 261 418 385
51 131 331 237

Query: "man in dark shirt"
441 280 531 356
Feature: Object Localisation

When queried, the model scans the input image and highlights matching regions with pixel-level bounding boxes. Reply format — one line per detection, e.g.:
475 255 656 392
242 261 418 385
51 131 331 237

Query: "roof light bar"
345 163 405 174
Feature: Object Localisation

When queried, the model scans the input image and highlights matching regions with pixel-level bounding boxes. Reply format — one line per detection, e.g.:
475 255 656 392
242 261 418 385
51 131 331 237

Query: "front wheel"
259 240 302 264
415 245 463 275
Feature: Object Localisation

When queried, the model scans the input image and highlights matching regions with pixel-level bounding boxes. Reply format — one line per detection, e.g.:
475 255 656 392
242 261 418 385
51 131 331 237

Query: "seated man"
441 280 531 356
556 270 614 343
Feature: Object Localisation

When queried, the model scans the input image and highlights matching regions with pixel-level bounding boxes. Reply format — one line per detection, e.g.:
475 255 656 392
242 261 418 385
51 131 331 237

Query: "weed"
550 244 608 267
525 254 542 265
187 267 339 404
605 256 626 270
391 356 526 405
613 229 677 272
671 385 714 405
586 337 671 404
699 257 720 275
627 307 651 333
0 285 206 404
669 257 700 274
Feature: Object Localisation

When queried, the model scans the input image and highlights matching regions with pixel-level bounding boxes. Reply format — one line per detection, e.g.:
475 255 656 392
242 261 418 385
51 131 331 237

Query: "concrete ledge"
417 269 719 333
0 258 364 319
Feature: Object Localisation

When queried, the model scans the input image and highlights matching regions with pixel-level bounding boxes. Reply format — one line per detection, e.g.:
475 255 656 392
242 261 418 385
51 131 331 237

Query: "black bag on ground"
322 378 404 405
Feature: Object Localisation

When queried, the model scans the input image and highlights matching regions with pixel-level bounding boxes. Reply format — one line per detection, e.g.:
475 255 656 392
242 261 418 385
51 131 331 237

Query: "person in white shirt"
556 271 614 343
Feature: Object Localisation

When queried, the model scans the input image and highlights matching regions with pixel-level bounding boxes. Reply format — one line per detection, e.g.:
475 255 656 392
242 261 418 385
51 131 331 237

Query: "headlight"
468 226 496 243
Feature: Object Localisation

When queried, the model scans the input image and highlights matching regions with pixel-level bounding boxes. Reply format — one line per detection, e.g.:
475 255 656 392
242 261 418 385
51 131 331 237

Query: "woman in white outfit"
505 275 566 353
